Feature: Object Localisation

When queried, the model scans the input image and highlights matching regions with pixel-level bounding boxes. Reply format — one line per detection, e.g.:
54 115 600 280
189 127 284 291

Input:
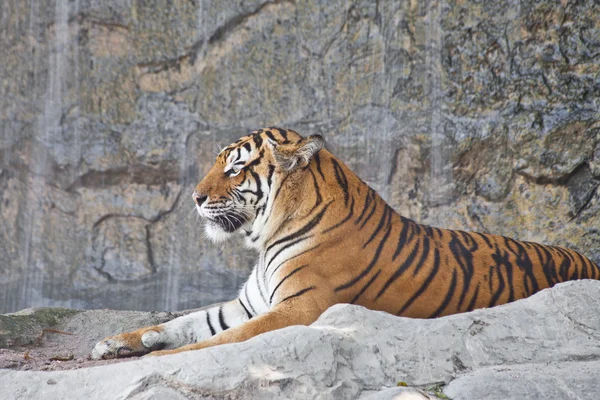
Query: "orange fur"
95 127 600 358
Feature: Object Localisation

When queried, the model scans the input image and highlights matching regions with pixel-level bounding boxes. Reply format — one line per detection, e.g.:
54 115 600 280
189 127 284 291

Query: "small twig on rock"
49 354 74 362
42 329 74 336
35 329 75 345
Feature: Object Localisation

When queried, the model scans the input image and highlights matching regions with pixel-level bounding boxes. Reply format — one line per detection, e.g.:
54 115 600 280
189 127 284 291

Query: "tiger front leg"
91 299 252 360
147 287 333 357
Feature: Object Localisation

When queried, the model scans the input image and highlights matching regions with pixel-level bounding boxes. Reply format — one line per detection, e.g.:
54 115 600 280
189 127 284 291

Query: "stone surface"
0 280 599 399
1 0 599 313
444 360 600 400
360 387 437 400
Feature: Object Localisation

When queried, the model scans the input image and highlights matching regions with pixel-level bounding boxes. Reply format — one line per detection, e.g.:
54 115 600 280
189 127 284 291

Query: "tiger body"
92 127 599 359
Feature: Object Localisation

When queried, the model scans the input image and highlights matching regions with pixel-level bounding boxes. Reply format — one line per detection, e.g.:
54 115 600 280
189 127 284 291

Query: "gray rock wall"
1 0 599 313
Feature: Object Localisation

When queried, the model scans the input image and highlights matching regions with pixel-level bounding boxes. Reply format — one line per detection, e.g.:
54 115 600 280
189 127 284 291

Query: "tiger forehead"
218 127 303 161
218 138 255 163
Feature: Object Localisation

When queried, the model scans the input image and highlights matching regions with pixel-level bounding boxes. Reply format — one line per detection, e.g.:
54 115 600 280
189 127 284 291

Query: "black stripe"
244 284 257 315
505 251 515 302
489 250 507 307
424 225 434 237
238 188 260 195
530 242 552 286
396 248 440 315
232 189 245 200
569 253 580 280
429 268 458 318
265 236 310 274
266 202 331 254
336 225 392 292
355 188 374 224
363 205 391 248
449 233 474 309
274 127 290 143
218 306 229 331
465 283 480 312
331 158 349 206
569 263 580 280
474 232 493 248
555 247 572 281
488 265 494 291
314 152 325 180
411 236 431 277
535 242 559 286
550 246 575 271
590 261 596 279
277 286 316 305
413 223 422 235
572 251 589 279
459 231 479 251
243 142 251 152
269 264 309 304
253 133 263 148
309 169 323 210
246 150 265 169
350 270 381 304
249 169 264 201
255 267 267 304
322 196 355 234
267 164 275 188
265 130 277 142
392 217 414 260
559 246 576 263
359 196 378 229
376 237 426 299
510 239 539 295
238 298 253 319
268 243 322 283
584 255 595 279
206 311 216 336
577 251 596 279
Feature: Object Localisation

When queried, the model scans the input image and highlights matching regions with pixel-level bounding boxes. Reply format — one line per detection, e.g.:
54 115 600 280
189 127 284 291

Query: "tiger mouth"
207 213 247 233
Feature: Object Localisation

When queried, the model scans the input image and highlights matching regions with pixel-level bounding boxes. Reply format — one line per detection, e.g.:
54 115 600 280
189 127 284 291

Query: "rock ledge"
1 280 600 399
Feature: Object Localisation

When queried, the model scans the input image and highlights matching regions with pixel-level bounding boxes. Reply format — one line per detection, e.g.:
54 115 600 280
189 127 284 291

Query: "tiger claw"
91 339 121 360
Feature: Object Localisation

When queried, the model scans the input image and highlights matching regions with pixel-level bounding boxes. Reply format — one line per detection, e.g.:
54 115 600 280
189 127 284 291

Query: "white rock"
0 280 599 400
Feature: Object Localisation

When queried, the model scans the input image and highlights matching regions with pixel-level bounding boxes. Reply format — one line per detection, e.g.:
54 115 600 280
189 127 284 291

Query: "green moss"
0 307 82 348
426 383 452 399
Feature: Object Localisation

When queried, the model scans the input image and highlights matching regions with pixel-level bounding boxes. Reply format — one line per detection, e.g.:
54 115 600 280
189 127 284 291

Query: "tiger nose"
193 191 208 206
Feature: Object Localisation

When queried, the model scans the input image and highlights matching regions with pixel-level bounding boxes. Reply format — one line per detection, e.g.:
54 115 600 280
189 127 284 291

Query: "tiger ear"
268 135 324 172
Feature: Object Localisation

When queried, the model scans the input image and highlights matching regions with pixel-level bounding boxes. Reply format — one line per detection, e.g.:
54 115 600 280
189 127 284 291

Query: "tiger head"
193 128 324 245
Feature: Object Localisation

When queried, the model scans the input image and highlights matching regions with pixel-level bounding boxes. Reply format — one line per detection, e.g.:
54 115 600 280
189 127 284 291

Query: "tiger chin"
92 127 600 360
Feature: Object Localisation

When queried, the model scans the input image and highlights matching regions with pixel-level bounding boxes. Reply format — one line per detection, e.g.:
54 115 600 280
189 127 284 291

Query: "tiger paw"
91 329 164 360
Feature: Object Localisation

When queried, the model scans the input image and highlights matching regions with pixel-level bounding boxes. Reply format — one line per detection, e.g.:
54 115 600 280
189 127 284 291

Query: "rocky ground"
1 280 599 399
0 306 213 372
2 0 599 314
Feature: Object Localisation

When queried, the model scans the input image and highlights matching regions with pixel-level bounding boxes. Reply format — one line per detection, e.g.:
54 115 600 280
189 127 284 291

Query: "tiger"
92 127 600 359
